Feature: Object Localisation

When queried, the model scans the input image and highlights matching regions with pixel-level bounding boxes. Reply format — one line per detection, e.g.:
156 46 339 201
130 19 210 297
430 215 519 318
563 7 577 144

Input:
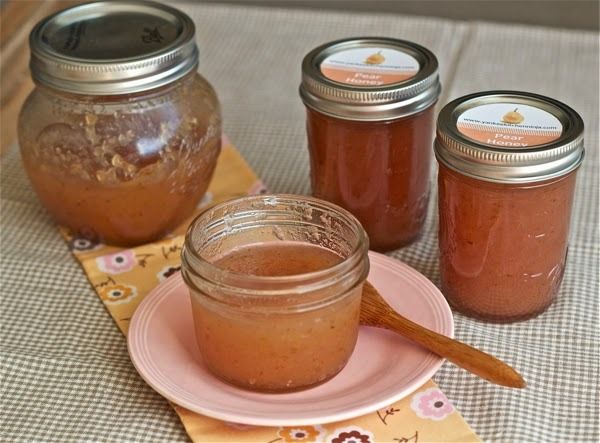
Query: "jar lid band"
435 91 585 183
300 37 441 121
29 1 198 95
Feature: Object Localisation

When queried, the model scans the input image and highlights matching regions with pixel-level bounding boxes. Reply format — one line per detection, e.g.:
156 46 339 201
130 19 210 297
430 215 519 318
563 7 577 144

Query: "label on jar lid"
320 47 420 86
457 103 563 148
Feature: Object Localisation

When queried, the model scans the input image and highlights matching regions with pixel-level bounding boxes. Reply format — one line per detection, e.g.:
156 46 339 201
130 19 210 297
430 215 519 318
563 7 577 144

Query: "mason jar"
18 1 221 246
300 37 441 251
435 91 584 322
181 195 369 392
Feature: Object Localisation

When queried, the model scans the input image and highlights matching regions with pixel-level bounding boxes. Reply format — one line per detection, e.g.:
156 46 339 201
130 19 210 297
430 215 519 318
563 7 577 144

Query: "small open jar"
435 91 584 322
300 37 441 251
181 195 369 392
18 1 221 246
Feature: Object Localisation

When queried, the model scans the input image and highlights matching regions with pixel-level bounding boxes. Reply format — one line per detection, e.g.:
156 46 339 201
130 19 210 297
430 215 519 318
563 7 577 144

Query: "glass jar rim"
184 194 368 283
182 194 369 290
32 70 198 103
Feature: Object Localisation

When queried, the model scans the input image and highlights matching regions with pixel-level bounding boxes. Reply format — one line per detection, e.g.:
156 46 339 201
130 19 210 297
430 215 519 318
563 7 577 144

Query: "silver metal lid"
435 91 585 183
29 1 198 95
299 37 441 121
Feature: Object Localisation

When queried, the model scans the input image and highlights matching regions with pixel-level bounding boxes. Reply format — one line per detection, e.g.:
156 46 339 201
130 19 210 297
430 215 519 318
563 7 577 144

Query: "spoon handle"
361 282 525 388
382 311 526 388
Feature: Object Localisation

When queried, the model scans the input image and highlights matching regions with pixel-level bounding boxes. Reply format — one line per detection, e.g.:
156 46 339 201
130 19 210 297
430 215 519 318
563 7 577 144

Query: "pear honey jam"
300 37 441 252
435 91 585 322
18 1 221 246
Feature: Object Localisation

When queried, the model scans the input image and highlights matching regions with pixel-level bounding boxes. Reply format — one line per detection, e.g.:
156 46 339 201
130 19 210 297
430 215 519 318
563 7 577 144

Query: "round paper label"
320 47 420 86
457 103 563 148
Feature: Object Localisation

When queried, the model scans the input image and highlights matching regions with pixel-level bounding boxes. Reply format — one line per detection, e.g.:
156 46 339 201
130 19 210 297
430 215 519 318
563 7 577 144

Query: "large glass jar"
18 1 221 246
181 195 369 392
435 91 584 322
300 37 441 251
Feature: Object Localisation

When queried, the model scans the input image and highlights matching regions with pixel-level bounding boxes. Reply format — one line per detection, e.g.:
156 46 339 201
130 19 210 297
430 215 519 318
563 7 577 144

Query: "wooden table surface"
0 0 81 155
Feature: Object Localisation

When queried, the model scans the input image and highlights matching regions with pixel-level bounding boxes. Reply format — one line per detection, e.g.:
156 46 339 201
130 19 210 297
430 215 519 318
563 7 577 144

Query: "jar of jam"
435 91 584 322
300 37 441 251
18 1 221 246
181 195 369 392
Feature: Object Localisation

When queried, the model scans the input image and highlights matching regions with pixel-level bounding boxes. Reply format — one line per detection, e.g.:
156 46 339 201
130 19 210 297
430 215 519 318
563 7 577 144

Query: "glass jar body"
181 195 369 392
438 163 578 322
18 72 221 246
306 106 436 251
188 278 363 393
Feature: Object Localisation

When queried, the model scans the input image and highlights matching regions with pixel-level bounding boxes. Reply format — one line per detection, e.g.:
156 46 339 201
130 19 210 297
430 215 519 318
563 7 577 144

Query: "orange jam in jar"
181 195 369 392
435 91 585 322
300 38 441 251
18 2 221 246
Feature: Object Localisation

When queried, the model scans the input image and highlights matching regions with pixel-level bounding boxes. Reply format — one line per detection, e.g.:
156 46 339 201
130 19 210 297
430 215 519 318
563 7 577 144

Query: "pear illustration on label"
365 50 385 65
502 108 525 125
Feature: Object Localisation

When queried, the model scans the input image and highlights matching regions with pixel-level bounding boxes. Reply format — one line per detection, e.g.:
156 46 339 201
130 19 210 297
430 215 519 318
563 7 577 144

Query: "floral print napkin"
61 139 480 443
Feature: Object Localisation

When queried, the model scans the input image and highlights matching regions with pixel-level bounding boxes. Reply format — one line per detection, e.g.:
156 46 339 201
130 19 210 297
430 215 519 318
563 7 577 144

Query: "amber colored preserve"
438 164 577 322
181 195 369 392
300 37 441 251
18 2 221 246
19 83 220 246
190 242 361 392
435 91 584 322
307 107 435 250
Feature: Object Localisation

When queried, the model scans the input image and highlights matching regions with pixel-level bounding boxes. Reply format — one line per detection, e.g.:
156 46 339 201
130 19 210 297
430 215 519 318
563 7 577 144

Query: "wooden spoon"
360 281 526 388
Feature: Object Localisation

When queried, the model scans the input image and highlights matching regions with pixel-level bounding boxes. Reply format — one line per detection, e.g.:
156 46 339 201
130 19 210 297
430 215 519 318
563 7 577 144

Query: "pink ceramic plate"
128 251 453 426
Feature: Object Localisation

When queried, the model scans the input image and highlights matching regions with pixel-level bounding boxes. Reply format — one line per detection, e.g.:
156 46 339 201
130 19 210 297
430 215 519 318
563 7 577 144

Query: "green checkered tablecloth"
1 2 598 442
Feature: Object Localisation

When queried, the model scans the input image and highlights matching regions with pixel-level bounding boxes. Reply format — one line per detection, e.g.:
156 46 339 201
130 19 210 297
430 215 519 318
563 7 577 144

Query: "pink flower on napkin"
69 236 102 252
96 250 136 274
410 387 455 421
247 180 268 195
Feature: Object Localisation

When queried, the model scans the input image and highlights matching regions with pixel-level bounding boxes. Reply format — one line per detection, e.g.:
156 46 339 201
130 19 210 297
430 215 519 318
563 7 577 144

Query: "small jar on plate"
181 195 369 392
435 91 584 322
